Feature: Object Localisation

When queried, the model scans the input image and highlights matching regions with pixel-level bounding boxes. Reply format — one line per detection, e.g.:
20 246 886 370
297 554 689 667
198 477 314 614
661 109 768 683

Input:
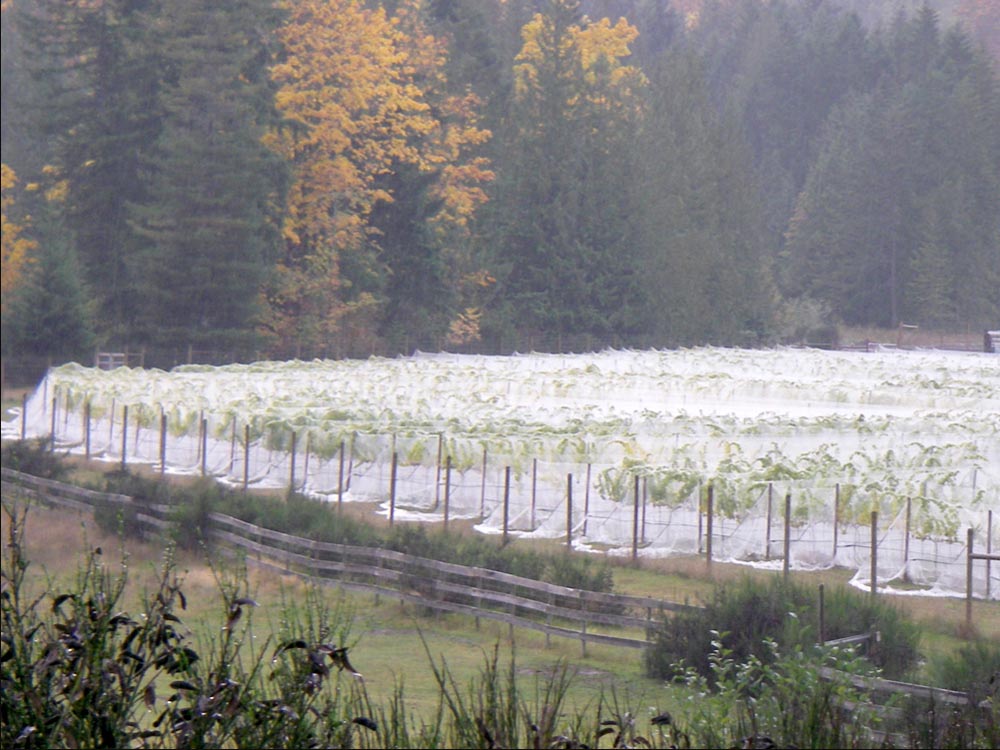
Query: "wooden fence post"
502 466 511 546
783 492 792 580
870 510 878 598
389 451 398 526
583 463 591 537
566 473 573 550
20 392 27 440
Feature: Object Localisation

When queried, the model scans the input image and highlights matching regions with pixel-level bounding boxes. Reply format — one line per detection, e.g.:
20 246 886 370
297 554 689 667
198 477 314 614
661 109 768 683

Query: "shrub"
0 438 69 480
645 576 920 682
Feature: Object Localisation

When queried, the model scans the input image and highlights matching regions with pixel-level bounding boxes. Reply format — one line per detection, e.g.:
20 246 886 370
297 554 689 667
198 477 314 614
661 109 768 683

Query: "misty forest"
1 0 998 360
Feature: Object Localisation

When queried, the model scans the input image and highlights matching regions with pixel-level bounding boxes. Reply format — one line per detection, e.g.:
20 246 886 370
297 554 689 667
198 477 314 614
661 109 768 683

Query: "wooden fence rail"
1 468 692 653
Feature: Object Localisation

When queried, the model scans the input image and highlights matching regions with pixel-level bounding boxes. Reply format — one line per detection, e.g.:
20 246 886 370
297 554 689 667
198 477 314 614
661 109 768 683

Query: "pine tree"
10 0 161 341
130 0 287 349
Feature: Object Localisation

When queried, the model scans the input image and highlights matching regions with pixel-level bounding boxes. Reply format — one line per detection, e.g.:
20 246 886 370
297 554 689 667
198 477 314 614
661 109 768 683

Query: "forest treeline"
1 0 998 359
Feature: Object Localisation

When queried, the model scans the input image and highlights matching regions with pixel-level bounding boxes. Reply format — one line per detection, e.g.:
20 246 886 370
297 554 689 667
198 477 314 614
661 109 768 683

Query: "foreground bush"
645 575 921 682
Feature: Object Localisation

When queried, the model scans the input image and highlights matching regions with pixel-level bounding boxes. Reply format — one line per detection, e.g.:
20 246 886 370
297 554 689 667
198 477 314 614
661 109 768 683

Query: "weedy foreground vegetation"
1 441 998 749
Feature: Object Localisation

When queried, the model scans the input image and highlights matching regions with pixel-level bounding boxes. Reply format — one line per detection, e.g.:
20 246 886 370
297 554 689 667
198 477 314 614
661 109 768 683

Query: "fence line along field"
4 346 998 600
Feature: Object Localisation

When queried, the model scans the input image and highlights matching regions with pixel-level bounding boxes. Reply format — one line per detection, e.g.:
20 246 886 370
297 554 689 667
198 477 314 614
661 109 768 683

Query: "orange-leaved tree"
0 164 36 311
263 0 492 355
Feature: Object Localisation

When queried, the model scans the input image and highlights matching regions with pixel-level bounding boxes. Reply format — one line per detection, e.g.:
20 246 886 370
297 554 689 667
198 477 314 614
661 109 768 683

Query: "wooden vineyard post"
502 466 511 546
632 474 640 563
583 463 591 537
444 455 452 532
566 473 573 550
302 433 310 493
243 424 250 493
159 411 167 475
50 397 57 453
20 393 27 440
833 484 840 561
480 447 488 518
200 417 208 477
765 483 773 560
988 510 994 601
870 510 878 598
389 451 398 526
85 401 92 460
337 439 345 510
783 492 792 581
642 476 648 545
706 483 714 571
966 528 974 631
531 458 538 530
289 431 297 494
435 433 443 509
346 432 355 492
120 405 128 470
903 497 912 583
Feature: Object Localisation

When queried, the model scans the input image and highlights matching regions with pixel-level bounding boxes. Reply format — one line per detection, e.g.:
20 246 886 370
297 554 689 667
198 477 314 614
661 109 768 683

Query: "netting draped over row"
5 347 998 600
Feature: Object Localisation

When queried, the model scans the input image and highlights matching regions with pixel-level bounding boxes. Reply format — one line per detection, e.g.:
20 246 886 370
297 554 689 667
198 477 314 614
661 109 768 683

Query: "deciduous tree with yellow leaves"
0 164 36 309
263 0 493 355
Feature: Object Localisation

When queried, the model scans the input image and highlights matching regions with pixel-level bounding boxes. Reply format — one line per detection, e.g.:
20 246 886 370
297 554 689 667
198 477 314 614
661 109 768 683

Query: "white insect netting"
4 346 998 599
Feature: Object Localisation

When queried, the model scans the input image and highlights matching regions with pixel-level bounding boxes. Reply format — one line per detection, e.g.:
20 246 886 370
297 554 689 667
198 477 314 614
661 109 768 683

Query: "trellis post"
706 483 714 570
159 410 167 475
502 466 511 546
783 492 792 580
444 455 452 532
566 473 573 550
632 474 640 563
389 451 398 526
120 405 128 470
870 510 878 598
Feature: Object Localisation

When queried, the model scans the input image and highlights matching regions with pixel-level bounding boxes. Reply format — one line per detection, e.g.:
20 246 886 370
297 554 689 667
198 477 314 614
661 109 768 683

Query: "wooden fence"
0 468 692 655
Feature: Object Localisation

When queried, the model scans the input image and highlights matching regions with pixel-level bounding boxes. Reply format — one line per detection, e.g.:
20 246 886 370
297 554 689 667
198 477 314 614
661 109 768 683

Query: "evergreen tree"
484 0 648 343
636 51 776 346
10 0 160 342
3 215 94 359
130 0 287 349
